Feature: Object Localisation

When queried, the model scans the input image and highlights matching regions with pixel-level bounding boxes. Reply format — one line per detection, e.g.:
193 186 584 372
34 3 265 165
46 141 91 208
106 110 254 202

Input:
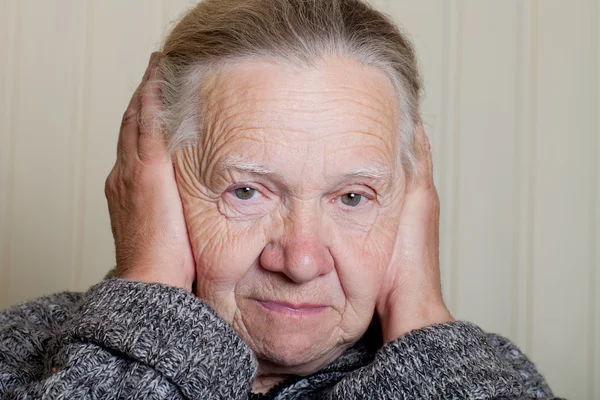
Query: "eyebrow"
221 154 275 175
346 165 392 181
220 154 392 181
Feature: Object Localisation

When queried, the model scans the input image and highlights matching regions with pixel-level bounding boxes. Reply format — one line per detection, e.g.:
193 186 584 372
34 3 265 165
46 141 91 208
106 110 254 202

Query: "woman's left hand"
376 122 454 343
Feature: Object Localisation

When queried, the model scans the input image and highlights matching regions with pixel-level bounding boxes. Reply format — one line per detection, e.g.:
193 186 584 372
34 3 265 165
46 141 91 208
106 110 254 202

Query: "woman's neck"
251 374 289 394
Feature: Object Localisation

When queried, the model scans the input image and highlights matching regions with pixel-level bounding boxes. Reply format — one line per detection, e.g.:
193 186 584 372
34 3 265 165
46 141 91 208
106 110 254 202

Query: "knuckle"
124 160 157 193
104 174 116 200
121 109 138 129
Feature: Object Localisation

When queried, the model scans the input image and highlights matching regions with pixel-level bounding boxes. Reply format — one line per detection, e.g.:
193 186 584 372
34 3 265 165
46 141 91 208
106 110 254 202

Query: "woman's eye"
340 193 362 207
234 187 256 200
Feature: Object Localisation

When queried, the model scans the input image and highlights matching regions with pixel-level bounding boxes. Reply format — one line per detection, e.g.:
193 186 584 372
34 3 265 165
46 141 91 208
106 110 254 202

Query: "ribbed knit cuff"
63 279 257 399
378 321 524 398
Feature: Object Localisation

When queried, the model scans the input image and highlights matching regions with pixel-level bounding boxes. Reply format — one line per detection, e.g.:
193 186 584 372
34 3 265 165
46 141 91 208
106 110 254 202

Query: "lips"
255 299 328 316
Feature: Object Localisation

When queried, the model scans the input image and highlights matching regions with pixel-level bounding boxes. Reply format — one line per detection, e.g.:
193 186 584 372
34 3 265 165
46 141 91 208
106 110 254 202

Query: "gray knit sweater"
0 279 557 399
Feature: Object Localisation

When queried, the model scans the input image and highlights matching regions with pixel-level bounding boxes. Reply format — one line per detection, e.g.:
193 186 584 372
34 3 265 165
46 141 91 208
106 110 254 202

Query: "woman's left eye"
340 193 363 207
234 187 257 200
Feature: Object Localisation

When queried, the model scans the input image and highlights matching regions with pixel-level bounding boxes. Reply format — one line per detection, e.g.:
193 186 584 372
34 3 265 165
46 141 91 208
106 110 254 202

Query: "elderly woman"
0 0 557 399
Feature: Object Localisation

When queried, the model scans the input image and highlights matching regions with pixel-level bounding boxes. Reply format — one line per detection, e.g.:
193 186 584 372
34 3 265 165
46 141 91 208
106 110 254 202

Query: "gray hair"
158 0 422 176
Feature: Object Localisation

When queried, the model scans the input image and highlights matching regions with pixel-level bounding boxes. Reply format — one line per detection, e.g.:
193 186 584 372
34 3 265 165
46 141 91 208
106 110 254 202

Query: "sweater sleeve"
486 333 554 399
326 321 557 400
0 279 257 400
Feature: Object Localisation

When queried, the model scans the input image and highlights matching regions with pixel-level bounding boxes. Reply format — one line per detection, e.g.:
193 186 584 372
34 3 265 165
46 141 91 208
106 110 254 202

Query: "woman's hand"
376 123 454 342
104 53 196 291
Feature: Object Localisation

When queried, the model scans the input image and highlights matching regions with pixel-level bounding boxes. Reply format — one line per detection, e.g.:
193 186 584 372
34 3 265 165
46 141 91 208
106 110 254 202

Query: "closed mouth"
254 299 328 316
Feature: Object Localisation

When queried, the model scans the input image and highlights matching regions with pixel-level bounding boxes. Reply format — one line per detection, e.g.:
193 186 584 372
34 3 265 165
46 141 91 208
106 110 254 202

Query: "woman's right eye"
221 185 275 219
234 187 256 200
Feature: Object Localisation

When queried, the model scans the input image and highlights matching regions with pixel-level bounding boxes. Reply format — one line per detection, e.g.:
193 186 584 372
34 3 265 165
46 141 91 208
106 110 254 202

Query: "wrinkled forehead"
197 56 402 177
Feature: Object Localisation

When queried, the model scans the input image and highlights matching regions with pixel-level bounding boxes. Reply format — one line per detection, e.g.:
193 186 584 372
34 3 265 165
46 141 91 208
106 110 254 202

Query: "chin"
246 323 349 375
266 334 326 365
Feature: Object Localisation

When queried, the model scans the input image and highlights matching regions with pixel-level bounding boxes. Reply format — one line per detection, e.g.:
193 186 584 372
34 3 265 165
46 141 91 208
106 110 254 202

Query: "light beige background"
0 0 598 398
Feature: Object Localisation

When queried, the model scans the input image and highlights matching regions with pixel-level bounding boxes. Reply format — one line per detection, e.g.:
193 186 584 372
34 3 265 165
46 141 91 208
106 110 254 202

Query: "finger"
419 124 434 188
117 53 159 158
138 53 169 162
425 133 434 187
414 121 428 161
411 121 431 189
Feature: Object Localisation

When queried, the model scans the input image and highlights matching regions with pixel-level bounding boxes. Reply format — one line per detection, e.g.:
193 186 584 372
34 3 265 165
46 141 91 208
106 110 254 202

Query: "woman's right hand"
104 53 196 291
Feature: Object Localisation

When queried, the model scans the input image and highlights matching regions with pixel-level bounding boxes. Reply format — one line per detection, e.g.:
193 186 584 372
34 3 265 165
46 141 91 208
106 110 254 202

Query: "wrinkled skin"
105 53 453 394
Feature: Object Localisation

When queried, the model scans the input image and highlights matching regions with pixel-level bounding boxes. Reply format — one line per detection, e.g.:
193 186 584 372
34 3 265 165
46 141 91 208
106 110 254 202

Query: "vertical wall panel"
3 0 86 304
434 0 462 312
593 1 600 397
531 1 596 398
66 0 92 291
0 0 18 307
513 0 536 353
453 0 519 337
77 0 164 289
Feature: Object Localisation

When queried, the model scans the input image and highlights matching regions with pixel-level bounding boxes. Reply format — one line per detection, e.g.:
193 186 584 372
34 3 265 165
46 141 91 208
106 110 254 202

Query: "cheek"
181 192 268 295
330 213 397 303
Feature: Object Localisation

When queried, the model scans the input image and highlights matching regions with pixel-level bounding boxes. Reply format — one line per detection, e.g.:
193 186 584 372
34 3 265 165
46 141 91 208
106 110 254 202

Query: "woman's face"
174 56 405 374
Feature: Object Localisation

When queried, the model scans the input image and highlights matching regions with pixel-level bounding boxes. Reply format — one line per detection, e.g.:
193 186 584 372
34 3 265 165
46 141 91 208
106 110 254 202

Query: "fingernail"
425 135 431 151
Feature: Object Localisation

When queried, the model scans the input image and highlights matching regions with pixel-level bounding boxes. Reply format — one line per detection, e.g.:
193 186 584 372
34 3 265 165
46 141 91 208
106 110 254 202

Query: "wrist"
119 266 192 292
379 296 454 343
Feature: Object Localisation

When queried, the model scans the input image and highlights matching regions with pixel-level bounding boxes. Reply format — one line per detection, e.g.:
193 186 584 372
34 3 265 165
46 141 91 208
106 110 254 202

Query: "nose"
260 208 334 283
